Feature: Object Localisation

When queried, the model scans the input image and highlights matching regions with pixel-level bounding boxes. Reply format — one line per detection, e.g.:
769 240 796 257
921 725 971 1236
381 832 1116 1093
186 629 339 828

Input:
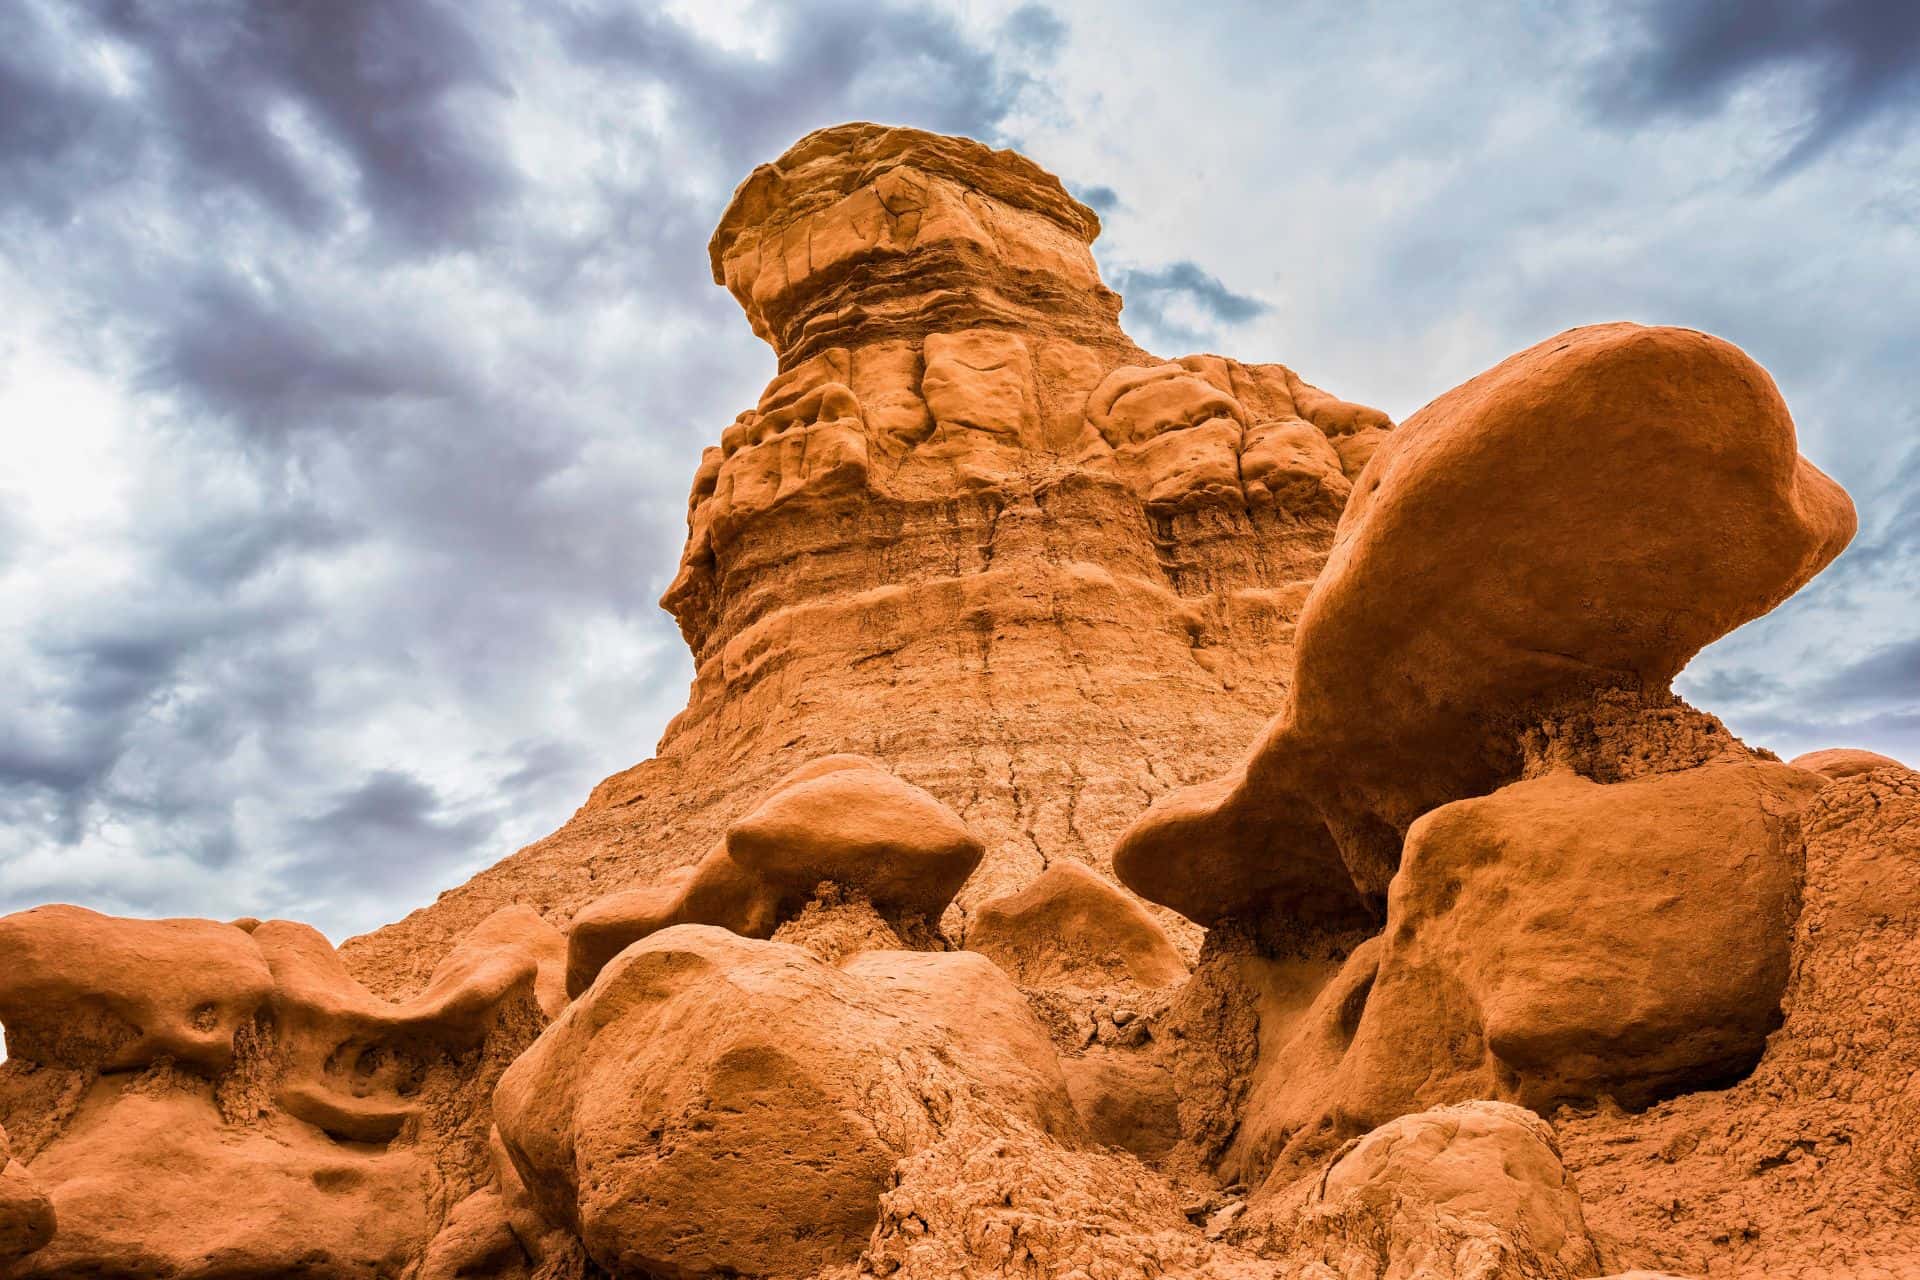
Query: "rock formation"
338 122 1391 996
1 122 1913 1280
0 1126 53 1270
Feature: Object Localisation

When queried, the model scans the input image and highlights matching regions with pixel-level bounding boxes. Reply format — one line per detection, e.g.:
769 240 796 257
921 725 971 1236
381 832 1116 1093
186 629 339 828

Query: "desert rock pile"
0 123 1910 1280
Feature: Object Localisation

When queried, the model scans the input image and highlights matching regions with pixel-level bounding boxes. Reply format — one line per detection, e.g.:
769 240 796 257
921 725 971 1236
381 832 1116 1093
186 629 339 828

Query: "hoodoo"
340 121 1394 992
0 124 1911 1280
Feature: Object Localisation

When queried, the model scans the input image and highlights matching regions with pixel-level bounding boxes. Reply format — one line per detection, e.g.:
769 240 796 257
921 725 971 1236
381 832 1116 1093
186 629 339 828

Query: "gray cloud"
148 268 471 430
1588 0 1920 174
1110 260 1271 351
291 769 502 904
0 0 1062 939
1811 636 1920 707
1073 184 1121 214
100 0 509 244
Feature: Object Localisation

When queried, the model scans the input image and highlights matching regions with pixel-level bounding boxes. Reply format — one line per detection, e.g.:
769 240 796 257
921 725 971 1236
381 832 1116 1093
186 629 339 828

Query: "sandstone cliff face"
340 122 1390 995
1 123 1913 1280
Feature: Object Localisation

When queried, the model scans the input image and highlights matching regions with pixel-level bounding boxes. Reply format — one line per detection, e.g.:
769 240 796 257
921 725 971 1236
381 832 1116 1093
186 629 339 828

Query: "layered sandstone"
340 122 1391 994
0 123 1912 1280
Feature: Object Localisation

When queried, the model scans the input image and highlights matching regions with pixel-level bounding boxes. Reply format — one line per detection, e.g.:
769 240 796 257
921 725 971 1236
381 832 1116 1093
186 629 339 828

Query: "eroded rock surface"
1 122 1904 1280
1331 760 1824 1124
1556 763 1920 1278
0 1124 54 1269
968 859 1188 990
343 122 1394 994
497 926 1091 1278
564 754 975 996
1248 1101 1603 1280
0 903 562 1278
1115 323 1856 930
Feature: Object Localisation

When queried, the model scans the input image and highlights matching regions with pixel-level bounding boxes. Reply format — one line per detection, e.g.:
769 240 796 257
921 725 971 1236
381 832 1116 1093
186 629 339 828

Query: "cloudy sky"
2 0 1915 942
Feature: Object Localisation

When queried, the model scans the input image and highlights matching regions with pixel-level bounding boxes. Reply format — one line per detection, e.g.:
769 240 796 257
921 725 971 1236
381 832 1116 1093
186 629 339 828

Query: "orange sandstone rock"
342 123 1393 997
495 926 1084 1278
725 754 983 922
968 860 1188 989
0 122 1895 1280
1335 760 1824 1122
563 755 979 996
0 906 271 1072
1557 761 1920 1277
1117 323 1857 928
1253 1101 1604 1280
1789 745 1908 778
10 1090 434 1279
0 903 560 1277
0 1123 54 1268
255 904 561 1142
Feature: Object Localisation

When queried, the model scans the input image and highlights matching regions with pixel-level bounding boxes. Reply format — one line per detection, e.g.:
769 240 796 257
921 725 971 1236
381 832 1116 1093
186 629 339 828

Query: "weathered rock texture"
1114 323 1855 933
1 122 1910 1280
340 121 1391 996
0 1124 53 1270
563 754 975 997
1556 761 1920 1278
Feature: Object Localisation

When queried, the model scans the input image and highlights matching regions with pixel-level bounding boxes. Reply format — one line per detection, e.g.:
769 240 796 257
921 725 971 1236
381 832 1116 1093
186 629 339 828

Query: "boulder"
1554 761 1920 1275
495 925 1082 1278
967 860 1188 989
1335 760 1825 1123
8 1090 431 1280
725 754 983 922
1258 1101 1602 1280
0 904 559 1275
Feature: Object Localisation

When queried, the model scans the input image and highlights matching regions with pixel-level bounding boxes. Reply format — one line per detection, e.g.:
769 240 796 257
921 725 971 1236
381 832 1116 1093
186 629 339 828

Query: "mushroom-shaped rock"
0 1124 55 1268
0 906 272 1072
1265 1101 1601 1280
565 756 982 997
966 860 1188 989
1118 323 1857 928
1335 759 1825 1123
725 754 983 922
495 925 1082 1279
1790 746 1909 779
564 842 791 996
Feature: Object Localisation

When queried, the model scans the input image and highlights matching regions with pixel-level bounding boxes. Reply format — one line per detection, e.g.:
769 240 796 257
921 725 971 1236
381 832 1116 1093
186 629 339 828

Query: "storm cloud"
3 1 1915 940
1588 0 1920 173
